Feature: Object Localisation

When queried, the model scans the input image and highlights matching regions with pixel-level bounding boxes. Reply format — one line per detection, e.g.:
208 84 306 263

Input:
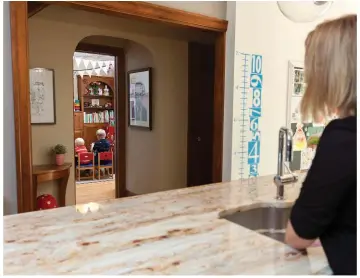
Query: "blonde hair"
75 138 85 146
300 14 357 122
96 129 106 138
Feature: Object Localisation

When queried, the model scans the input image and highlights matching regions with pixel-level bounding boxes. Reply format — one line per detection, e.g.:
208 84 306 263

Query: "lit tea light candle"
76 202 100 214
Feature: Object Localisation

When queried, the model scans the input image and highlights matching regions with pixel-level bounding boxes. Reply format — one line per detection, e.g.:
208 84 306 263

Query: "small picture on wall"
29 68 56 124
291 96 302 123
294 69 304 83
292 68 306 97
127 68 152 130
293 83 304 96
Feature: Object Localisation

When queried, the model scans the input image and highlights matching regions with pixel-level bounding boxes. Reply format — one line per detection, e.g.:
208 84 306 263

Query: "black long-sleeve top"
290 116 356 275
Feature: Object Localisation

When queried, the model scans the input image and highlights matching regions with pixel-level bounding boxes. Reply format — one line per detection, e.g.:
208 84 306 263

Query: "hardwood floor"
76 179 115 204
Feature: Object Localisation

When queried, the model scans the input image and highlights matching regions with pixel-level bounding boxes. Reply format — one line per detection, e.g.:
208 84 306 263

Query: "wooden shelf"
84 121 109 125
83 95 113 99
84 107 114 110
76 75 116 148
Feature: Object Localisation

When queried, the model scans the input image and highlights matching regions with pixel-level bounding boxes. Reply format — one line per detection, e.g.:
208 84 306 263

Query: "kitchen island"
3 174 330 275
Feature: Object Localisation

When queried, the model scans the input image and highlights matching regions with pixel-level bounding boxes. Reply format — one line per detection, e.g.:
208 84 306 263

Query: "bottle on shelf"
104 85 110 96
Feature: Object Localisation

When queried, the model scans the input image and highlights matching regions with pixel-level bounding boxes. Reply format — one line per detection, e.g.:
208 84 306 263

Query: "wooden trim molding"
125 189 137 197
11 1 227 213
10 2 34 213
212 33 226 182
49 1 228 32
27 2 48 18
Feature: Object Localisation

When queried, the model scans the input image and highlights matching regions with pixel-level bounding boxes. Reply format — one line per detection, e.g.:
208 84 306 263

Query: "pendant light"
277 1 333 23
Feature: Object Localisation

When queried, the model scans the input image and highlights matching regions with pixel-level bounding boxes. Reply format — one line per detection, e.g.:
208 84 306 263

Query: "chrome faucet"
274 127 298 200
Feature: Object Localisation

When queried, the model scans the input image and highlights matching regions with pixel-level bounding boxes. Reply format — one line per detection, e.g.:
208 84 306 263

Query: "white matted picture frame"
29 68 56 125
127 67 152 130
286 60 306 127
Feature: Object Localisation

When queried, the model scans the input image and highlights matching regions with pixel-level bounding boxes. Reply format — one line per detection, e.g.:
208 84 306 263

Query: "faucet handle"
285 130 293 162
286 142 293 162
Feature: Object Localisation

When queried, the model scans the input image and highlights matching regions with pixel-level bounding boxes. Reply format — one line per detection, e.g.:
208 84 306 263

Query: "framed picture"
286 61 307 127
286 61 325 172
29 68 56 124
127 68 152 130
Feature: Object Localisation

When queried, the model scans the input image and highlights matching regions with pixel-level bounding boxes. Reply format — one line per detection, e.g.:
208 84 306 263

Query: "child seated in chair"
92 129 111 165
75 138 91 165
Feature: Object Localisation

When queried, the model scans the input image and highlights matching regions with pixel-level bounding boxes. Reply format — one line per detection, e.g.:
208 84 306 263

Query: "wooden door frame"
10 1 227 213
75 43 126 199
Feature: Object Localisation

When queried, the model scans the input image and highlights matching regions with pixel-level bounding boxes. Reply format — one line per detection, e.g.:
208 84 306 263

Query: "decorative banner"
75 57 82 68
83 59 90 69
95 67 101 76
73 57 115 79
108 63 114 76
100 68 107 76
90 60 97 69
104 61 111 72
232 52 263 180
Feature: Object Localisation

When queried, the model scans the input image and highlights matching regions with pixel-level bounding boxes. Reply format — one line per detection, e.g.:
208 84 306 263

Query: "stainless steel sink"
221 206 292 243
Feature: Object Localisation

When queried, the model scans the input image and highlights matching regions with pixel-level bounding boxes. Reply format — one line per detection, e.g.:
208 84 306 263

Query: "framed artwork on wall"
29 68 56 124
127 68 152 130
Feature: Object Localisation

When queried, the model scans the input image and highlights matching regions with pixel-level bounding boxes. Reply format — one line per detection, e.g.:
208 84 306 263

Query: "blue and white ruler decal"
248 54 263 177
233 52 263 181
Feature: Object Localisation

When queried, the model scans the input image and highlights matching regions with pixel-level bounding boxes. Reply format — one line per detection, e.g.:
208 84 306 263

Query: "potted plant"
52 144 67 166
307 135 320 150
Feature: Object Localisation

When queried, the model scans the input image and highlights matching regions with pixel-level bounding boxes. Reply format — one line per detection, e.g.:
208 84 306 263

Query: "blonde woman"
285 15 356 275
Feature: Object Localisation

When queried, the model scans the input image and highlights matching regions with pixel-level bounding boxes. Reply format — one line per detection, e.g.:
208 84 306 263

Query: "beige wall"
29 5 210 204
4 1 219 215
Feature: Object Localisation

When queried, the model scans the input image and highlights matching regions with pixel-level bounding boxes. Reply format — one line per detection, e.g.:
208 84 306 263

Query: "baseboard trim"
125 190 137 197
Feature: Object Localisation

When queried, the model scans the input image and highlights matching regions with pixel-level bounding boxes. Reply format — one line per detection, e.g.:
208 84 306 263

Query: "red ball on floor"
37 194 58 210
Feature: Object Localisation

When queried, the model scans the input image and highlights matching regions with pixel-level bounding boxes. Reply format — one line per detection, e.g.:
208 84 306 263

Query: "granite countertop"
3 174 330 275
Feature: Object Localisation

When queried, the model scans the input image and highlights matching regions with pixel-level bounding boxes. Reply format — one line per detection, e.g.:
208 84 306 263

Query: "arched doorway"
73 35 154 204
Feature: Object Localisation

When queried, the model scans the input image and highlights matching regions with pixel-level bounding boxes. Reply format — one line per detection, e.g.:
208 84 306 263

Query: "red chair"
76 152 95 181
106 126 115 152
97 152 113 180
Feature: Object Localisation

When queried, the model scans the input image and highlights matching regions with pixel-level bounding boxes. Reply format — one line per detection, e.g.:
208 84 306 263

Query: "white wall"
222 1 236 181
3 1 18 215
226 1 357 180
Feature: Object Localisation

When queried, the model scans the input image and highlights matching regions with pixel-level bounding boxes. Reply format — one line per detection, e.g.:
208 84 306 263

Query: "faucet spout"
277 127 292 177
274 127 297 200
